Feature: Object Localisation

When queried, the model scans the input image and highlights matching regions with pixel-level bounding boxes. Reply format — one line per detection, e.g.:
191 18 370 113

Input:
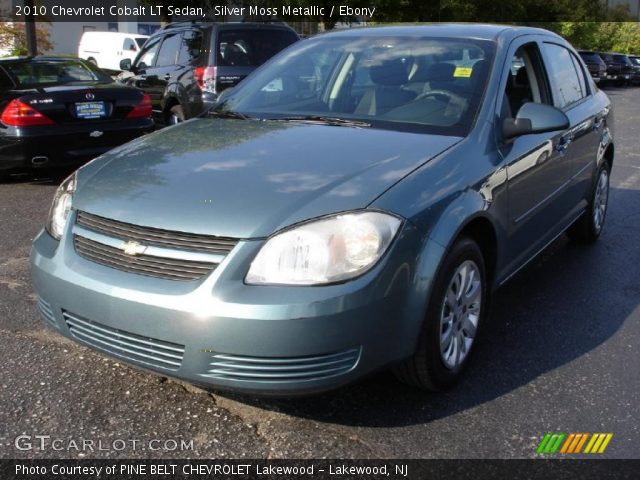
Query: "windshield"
612 54 631 64
135 37 147 49
630 56 640 66
4 59 111 87
214 35 495 135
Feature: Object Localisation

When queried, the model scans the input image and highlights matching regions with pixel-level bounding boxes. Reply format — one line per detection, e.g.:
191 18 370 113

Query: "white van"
78 32 149 72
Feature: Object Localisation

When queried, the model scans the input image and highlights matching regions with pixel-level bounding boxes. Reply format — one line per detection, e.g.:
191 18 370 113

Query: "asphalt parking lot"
0 85 638 460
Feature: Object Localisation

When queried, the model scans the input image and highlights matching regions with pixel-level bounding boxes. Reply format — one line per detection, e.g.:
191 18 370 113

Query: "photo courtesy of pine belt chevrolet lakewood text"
30 24 614 395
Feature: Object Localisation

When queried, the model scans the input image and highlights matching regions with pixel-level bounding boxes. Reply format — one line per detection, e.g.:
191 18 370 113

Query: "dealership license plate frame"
75 101 107 119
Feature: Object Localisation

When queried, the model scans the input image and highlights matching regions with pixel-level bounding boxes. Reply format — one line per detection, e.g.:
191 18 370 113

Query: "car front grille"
74 211 239 281
74 235 217 281
76 211 238 254
201 348 361 383
63 311 185 371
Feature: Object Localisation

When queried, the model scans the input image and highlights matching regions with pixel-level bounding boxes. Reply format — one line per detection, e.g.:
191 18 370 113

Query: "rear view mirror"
503 102 569 140
119 58 132 71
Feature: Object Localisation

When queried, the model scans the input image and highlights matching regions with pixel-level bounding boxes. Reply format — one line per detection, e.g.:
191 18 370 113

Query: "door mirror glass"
119 58 132 71
503 102 569 140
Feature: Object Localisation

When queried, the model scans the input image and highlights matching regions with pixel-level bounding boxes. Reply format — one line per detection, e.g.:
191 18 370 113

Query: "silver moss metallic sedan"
31 25 613 395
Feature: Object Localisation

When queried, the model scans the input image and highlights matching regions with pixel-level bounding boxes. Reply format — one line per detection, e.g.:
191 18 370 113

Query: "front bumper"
0 119 154 172
30 215 438 395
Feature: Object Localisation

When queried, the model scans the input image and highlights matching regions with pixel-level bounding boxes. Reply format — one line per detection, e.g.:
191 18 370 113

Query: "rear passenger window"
217 30 298 67
177 30 203 65
543 43 585 109
0 68 14 90
155 33 181 67
570 53 588 95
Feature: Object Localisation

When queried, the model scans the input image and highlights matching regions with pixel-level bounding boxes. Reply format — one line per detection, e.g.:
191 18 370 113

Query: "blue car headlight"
246 211 402 285
46 171 77 240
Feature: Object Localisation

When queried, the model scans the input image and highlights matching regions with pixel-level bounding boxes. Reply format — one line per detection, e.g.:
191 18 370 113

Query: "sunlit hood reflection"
74 118 461 238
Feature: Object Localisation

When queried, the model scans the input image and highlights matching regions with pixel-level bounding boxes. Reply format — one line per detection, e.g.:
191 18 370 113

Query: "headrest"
369 57 410 86
515 66 529 86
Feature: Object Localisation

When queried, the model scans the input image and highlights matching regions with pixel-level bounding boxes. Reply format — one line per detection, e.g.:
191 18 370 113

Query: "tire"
394 237 488 391
167 105 185 125
567 163 610 243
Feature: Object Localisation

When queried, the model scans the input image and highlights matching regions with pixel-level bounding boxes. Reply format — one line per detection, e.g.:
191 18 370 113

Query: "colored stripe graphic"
538 433 613 454
585 433 613 454
537 433 565 454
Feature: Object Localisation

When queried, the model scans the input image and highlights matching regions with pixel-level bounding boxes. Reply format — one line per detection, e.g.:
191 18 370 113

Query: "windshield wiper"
206 109 251 120
274 115 371 128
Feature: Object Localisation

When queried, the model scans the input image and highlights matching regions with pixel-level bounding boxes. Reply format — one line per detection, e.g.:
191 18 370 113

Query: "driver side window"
135 36 161 70
502 43 550 120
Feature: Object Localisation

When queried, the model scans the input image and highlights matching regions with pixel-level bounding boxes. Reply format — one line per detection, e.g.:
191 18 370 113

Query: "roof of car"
314 24 561 42
158 21 295 33
0 55 81 64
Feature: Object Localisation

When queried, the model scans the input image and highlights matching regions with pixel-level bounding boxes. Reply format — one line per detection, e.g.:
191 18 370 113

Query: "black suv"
577 50 607 86
119 22 299 125
597 52 635 86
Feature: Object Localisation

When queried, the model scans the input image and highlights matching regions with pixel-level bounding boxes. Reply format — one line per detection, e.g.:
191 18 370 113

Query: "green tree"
0 21 53 56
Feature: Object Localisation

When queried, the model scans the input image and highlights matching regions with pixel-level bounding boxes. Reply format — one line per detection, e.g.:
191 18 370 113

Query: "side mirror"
119 58 132 71
503 102 569 140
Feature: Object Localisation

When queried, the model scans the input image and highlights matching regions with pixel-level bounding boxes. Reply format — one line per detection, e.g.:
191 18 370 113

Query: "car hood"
75 118 461 238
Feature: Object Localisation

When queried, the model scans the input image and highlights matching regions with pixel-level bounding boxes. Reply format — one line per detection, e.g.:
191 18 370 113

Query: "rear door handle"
164 73 171 81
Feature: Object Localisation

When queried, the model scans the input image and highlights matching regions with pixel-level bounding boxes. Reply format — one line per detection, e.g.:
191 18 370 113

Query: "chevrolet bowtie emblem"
121 240 147 256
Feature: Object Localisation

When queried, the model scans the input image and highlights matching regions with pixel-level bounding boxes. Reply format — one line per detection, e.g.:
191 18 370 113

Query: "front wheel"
394 237 487 391
567 163 610 243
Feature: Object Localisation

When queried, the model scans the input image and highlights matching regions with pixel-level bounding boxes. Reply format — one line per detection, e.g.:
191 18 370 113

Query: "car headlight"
46 171 77 240
246 211 402 285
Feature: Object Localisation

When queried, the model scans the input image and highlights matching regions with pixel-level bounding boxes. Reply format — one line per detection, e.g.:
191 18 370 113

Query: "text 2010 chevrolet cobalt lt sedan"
31 25 614 395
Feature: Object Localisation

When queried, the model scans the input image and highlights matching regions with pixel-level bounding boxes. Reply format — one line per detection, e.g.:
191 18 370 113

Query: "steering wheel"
415 89 466 106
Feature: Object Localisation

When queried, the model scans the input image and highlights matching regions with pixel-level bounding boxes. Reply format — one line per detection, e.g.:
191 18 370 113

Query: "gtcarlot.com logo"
536 432 613 455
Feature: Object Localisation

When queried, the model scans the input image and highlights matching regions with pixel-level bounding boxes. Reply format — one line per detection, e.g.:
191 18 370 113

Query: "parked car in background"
0 56 154 180
577 50 607 85
78 32 149 73
31 25 614 395
118 22 299 125
628 54 640 84
598 52 634 86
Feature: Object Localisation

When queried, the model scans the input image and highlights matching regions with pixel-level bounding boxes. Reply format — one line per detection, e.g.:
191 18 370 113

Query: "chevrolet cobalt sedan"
31 25 614 395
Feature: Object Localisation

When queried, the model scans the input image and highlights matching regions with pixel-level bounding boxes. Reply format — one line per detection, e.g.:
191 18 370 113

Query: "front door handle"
164 73 171 81
593 116 603 131
556 134 573 155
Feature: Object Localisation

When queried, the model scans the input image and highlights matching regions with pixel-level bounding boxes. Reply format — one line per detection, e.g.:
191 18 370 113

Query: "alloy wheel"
593 168 609 233
440 260 482 369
